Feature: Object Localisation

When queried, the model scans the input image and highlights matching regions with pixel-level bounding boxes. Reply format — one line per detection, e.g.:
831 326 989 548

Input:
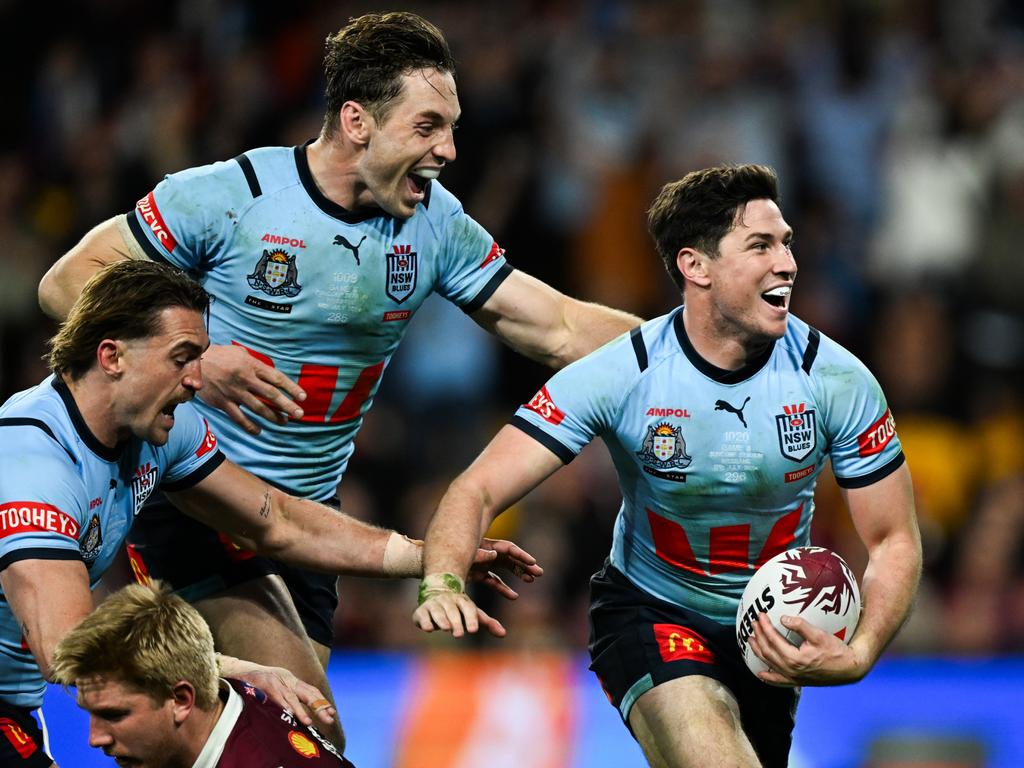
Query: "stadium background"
3 0 1022 765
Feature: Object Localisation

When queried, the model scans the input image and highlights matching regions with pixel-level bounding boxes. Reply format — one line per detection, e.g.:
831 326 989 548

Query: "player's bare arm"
471 269 642 370
414 426 558 637
0 560 93 680
38 217 134 319
168 458 541 589
38 218 306 433
751 463 922 686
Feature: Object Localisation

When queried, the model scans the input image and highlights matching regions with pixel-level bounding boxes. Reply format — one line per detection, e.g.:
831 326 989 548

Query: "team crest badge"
131 463 159 516
80 514 103 563
637 422 692 478
776 403 817 462
246 249 302 297
386 244 418 303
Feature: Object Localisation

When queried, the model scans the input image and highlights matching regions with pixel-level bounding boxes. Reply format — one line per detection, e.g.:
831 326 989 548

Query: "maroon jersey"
197 678 353 767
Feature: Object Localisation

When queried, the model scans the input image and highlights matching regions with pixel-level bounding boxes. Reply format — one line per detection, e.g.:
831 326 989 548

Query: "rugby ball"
736 546 860 676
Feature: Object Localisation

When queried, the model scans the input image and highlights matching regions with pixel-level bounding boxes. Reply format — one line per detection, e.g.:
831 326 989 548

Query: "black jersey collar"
294 141 434 224
51 376 125 461
673 309 776 384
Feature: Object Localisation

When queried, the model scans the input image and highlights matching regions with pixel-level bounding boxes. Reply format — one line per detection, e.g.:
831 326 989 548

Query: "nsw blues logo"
776 403 817 462
247 249 302 297
131 463 159 517
637 422 692 481
386 244 417 303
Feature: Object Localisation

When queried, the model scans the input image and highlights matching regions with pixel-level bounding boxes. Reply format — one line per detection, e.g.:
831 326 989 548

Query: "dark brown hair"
47 260 209 379
322 11 456 136
647 164 780 291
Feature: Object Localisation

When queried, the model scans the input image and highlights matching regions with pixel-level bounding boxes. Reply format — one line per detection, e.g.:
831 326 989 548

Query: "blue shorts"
587 562 799 768
128 491 340 646
0 700 52 768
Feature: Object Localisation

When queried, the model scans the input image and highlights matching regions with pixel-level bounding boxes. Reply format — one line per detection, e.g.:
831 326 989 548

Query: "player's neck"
306 135 364 211
681 306 772 371
62 372 122 448
182 695 227 764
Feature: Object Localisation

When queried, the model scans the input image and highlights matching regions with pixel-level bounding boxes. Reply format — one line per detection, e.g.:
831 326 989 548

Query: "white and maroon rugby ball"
736 546 860 676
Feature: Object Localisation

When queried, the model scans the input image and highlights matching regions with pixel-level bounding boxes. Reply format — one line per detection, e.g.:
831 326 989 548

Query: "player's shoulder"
163 145 294 200
0 378 78 462
776 314 867 375
417 179 465 221
628 309 689 372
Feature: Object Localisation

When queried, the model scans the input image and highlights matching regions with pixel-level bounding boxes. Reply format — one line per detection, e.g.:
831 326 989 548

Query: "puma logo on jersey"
333 234 367 265
715 397 750 427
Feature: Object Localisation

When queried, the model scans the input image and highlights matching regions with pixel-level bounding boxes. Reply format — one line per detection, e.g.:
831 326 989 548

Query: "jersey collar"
294 141 430 223
673 308 775 384
51 376 125 462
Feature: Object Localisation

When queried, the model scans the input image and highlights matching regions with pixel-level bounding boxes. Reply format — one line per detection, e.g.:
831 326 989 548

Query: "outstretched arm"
168 458 540 590
414 425 562 638
472 270 642 370
751 463 922 685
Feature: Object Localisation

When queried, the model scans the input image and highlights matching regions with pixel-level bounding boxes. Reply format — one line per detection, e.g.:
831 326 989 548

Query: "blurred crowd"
3 0 1023 654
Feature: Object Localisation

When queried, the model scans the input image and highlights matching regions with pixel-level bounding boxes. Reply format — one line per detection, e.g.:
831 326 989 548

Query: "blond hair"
52 582 219 710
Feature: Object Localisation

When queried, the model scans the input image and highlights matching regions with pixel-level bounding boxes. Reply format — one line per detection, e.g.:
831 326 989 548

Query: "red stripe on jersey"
647 509 706 575
0 502 80 540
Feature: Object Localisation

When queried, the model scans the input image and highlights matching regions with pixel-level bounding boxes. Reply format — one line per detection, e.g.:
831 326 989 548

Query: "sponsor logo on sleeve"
135 192 177 253
858 408 897 457
653 624 714 664
525 386 565 425
0 502 80 540
775 403 817 462
479 241 505 269
196 418 218 458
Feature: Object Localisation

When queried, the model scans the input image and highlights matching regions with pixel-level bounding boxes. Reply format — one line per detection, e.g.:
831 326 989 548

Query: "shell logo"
288 730 320 758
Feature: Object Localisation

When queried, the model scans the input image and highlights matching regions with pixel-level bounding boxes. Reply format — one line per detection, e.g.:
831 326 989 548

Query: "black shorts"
127 492 340 646
588 562 799 768
0 701 52 768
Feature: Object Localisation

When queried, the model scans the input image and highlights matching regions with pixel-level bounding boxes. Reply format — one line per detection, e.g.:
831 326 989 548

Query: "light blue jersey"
125 143 510 499
512 309 904 625
0 377 224 708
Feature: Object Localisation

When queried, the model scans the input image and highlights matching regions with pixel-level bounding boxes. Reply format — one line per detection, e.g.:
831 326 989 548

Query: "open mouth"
761 285 791 309
407 167 439 195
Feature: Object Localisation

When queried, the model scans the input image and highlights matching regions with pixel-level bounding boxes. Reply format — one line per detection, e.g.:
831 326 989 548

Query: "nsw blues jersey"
512 309 904 625
125 144 510 499
0 377 224 708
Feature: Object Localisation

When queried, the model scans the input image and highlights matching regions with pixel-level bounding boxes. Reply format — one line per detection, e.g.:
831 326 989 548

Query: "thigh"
0 703 54 768
194 574 344 750
629 676 760 768
274 560 340 651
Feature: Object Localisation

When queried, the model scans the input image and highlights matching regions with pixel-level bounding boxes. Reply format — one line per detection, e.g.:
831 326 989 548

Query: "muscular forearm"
556 299 643 369
422 477 490 579
849 531 922 675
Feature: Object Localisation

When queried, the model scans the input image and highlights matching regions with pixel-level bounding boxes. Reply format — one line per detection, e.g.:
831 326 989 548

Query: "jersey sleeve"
0 438 87 569
819 353 904 488
159 403 227 491
124 160 249 273
432 204 511 312
510 336 635 463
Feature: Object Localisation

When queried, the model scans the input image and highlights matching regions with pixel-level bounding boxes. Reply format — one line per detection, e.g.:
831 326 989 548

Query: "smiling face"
78 676 187 768
687 198 797 348
355 67 459 218
114 306 208 445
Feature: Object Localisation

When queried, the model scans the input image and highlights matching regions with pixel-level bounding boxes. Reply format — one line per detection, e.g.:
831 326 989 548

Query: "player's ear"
340 101 372 146
170 681 197 724
96 339 125 379
678 248 711 289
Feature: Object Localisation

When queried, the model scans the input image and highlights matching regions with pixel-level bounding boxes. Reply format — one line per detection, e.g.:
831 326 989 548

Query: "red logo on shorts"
653 624 715 664
0 719 38 758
